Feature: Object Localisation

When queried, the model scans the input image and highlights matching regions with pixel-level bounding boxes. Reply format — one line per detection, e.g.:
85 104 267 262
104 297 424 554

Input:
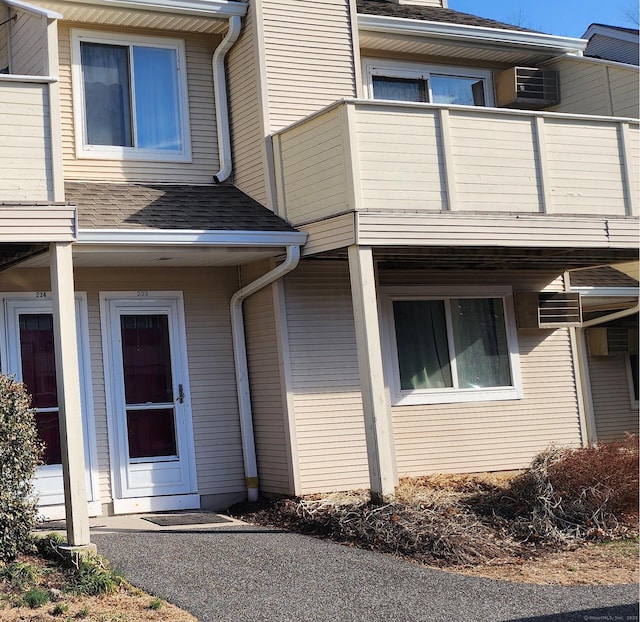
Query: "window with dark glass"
392 297 512 392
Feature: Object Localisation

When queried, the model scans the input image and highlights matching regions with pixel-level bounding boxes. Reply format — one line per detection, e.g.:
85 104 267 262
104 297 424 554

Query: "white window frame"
71 29 192 162
380 285 522 406
362 58 494 106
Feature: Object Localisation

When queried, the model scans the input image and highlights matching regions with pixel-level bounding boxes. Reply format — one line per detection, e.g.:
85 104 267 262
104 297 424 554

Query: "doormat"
141 512 233 526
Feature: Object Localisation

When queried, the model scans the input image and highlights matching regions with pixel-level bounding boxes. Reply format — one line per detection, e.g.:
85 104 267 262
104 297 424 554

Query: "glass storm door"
104 296 197 507
2 296 99 516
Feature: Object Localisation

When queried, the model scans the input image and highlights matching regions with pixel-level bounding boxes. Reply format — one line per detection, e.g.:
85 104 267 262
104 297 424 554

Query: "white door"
101 293 198 514
1 294 100 519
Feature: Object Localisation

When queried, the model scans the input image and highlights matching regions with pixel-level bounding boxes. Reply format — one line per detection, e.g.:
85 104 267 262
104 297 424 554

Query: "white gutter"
230 245 302 502
358 14 587 54
61 0 247 18
76 229 307 246
213 15 242 183
5 0 63 19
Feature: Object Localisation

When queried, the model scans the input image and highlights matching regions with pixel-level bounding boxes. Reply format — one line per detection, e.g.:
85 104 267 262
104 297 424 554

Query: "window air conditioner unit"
587 327 639 356
515 292 582 328
495 67 560 109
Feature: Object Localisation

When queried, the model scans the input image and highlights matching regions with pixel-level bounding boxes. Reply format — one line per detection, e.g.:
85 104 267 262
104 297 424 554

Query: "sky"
448 0 638 38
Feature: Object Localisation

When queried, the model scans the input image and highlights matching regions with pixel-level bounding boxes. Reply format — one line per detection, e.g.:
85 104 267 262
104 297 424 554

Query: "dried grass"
232 438 638 568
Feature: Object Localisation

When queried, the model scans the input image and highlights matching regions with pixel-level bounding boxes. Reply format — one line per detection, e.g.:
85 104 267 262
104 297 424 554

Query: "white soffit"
35 0 246 33
358 16 587 65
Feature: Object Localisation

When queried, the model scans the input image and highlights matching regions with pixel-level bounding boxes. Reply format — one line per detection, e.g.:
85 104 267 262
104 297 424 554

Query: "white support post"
49 242 91 547
348 245 397 499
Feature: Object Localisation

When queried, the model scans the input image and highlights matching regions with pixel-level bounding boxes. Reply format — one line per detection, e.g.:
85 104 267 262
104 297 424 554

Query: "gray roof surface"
356 0 536 32
571 266 639 288
65 182 297 232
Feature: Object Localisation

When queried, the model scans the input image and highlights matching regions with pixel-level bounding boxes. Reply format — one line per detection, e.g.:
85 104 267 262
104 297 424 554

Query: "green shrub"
71 555 123 596
0 375 43 561
23 587 49 609
35 532 66 562
0 561 40 588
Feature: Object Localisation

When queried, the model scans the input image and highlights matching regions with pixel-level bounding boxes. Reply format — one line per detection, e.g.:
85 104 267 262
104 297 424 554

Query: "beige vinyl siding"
589 354 639 441
0 206 75 241
242 261 293 495
301 213 356 256
0 5 9 70
58 24 221 184
261 0 356 131
545 57 640 118
10 10 46 76
543 119 628 215
276 105 349 224
356 105 446 211
0 81 52 201
283 261 369 493
378 268 582 475
227 3 268 204
0 266 245 505
283 262 582 484
275 101 638 227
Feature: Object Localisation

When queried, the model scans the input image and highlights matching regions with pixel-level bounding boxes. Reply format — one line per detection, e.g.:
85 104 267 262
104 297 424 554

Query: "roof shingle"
356 0 537 33
65 182 297 233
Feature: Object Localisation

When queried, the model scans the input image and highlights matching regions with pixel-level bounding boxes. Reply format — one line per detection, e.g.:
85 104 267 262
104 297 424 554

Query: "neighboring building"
583 23 639 66
0 0 637 543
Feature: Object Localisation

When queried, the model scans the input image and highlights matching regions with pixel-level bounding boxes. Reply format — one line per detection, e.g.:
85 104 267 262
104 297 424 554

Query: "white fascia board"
6 0 63 19
571 287 639 297
77 229 307 247
358 14 587 54
69 0 247 18
583 24 639 45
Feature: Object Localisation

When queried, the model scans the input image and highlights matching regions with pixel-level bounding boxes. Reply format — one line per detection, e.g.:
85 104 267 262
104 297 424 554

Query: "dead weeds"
231 469 639 586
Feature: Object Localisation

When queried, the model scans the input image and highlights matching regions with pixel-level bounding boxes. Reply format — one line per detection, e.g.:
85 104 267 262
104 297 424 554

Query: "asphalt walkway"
85 515 639 622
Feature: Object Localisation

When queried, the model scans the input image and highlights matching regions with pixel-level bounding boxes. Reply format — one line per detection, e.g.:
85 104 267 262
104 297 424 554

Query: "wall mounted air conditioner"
587 327 639 356
495 67 560 109
515 292 582 328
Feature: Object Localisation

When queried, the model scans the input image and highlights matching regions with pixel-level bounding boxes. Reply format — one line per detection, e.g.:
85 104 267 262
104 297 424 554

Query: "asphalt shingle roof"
571 266 639 288
65 182 297 233
356 0 536 33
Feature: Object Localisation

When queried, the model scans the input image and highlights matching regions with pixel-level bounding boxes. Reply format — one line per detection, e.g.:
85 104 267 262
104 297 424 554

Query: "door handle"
177 384 184 404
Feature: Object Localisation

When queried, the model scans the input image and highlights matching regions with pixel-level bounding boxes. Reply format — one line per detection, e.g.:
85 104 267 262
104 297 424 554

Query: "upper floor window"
72 30 191 162
363 59 493 107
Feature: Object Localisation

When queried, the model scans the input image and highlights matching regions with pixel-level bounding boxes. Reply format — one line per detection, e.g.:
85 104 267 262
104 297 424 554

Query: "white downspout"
212 15 241 183
231 246 301 502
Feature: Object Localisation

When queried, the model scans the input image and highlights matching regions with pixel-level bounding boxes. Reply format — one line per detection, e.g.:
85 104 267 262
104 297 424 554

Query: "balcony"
0 0 63 205
272 100 638 253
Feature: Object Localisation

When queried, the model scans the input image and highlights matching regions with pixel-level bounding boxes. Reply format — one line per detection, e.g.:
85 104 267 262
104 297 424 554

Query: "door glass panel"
19 314 61 465
126 408 177 458
120 315 173 404
120 314 177 460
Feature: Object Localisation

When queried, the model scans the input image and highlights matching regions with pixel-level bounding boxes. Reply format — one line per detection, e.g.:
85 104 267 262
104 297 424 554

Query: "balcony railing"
0 0 62 204
273 99 639 227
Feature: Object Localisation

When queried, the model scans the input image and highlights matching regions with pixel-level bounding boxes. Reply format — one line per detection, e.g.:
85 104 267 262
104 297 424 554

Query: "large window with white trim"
363 59 494 106
382 286 521 405
72 30 191 161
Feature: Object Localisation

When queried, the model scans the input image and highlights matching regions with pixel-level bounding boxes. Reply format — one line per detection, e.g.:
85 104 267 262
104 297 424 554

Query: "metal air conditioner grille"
537 292 582 328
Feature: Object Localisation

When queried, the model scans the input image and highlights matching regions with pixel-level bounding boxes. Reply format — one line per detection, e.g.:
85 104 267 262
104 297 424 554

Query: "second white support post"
50 242 91 547
348 245 397 499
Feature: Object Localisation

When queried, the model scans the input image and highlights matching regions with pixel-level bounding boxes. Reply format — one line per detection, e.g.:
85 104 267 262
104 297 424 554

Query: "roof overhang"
582 24 639 44
13 228 307 268
358 14 587 65
33 0 246 34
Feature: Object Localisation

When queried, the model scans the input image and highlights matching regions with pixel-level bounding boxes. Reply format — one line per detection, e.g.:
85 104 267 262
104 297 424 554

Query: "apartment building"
0 0 637 546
